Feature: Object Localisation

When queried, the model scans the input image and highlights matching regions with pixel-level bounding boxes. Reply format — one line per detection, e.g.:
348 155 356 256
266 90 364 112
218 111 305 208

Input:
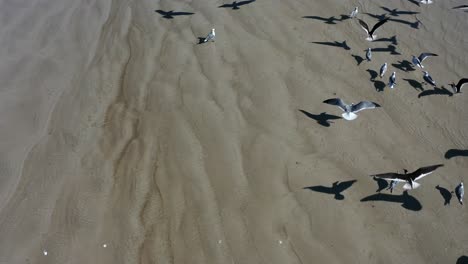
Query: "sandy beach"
0 0 467 263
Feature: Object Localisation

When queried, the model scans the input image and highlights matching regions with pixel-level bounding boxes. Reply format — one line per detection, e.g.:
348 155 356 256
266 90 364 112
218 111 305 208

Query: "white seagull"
388 72 396 88
450 78 468 93
358 17 390 41
420 0 433 4
349 7 358 18
411 53 438 68
380 63 387 78
455 182 464 205
203 28 216 43
371 164 444 190
423 71 436 86
323 98 380 120
366 48 372 61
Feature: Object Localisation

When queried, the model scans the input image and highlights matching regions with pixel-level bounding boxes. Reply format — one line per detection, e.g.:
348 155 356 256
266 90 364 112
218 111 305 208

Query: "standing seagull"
366 48 372 61
423 71 436 86
455 182 464 205
420 0 433 4
411 53 438 68
203 28 216 43
371 164 444 190
380 63 388 78
349 7 358 18
388 72 396 88
323 98 380 120
450 78 468 93
358 17 390 41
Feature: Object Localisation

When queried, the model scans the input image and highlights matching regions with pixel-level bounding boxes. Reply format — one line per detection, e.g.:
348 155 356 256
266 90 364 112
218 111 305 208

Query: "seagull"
388 72 396 88
323 98 380 120
358 17 390 41
387 180 398 193
203 28 216 43
411 53 438 68
366 48 372 61
455 182 464 205
420 0 433 4
349 7 358 18
453 5 468 10
380 63 387 78
371 164 444 190
423 71 436 86
450 78 468 93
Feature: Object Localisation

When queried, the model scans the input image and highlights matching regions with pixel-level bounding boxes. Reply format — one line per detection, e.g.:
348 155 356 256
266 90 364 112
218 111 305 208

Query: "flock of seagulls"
159 0 466 204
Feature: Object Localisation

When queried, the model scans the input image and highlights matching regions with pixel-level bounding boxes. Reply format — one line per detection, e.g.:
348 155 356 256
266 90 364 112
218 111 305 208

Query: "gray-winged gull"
323 98 380 120
358 17 390 41
371 164 444 190
412 53 438 68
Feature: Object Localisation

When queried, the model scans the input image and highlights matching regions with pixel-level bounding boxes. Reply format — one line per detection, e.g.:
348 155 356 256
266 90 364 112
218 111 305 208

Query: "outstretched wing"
369 17 390 36
336 180 357 193
456 78 468 92
413 164 443 181
358 19 370 34
453 5 468 10
351 101 380 113
323 98 347 112
371 172 407 182
418 53 438 62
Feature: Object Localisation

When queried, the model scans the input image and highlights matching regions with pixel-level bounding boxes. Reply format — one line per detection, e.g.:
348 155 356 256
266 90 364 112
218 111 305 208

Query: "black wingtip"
373 102 382 107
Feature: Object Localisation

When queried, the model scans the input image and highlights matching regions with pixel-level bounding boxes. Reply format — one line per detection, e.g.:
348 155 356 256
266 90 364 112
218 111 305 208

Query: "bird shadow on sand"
371 45 401 55
366 69 386 92
155 10 194 19
352 55 364 65
403 78 424 92
302 15 349 24
457 256 468 264
303 180 357 200
299 110 341 127
445 149 468 159
392 60 415 72
311 41 351 50
219 0 256 9
380 6 420 16
435 185 452 206
366 13 420 29
373 35 398 45
418 86 453 98
373 177 389 192
361 191 422 211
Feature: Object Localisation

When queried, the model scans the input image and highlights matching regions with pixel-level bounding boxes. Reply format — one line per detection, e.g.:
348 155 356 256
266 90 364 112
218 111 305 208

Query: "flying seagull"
371 164 444 190
423 71 436 86
380 63 387 78
358 17 390 41
366 48 372 61
203 28 216 43
450 78 468 93
349 7 358 18
420 0 433 4
455 182 464 205
411 53 438 68
388 72 396 88
323 98 380 120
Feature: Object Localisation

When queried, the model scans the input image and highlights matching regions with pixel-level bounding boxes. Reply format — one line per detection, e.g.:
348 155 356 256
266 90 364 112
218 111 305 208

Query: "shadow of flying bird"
219 0 256 9
155 10 194 19
372 45 400 55
373 35 398 45
445 149 468 159
373 177 389 192
304 180 357 200
361 191 422 211
365 13 419 28
403 78 424 92
418 86 453 98
299 110 341 127
311 41 351 50
302 15 348 24
380 6 420 16
392 60 415 72
435 185 452 205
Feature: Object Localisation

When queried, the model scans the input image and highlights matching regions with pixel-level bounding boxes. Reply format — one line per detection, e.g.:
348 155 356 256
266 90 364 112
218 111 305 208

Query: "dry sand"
0 0 467 263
